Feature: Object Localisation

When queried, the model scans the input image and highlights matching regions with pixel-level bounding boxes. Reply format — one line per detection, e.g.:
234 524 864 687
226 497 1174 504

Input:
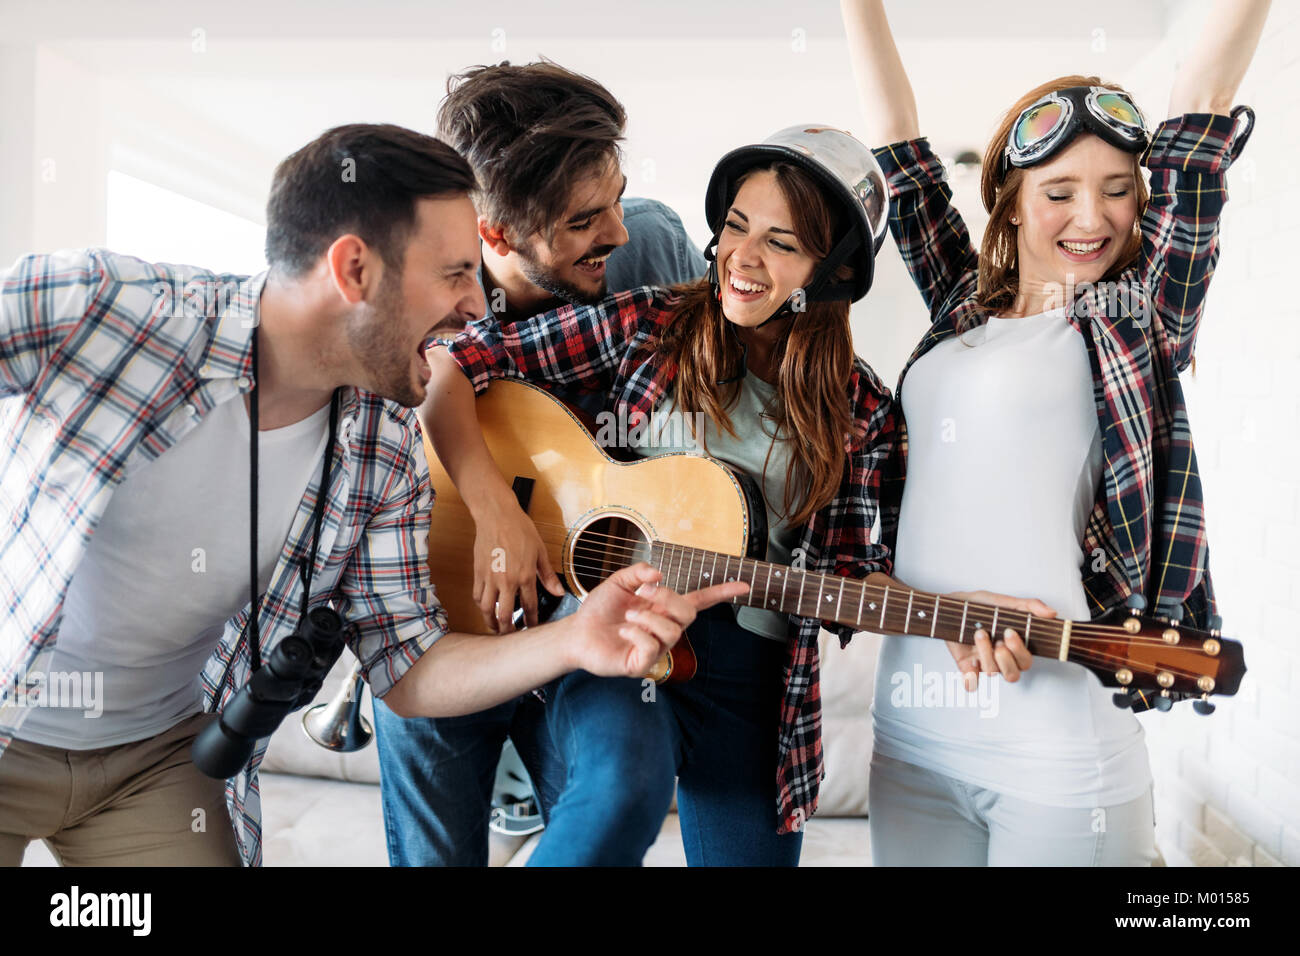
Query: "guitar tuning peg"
1112 692 1133 710
1125 594 1147 614
1153 693 1174 712
1164 606 1183 624
1208 614 1223 635
1121 688 1159 712
1193 697 1216 716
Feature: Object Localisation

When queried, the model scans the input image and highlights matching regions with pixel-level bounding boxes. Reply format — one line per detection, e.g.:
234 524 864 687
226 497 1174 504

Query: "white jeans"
868 752 1157 866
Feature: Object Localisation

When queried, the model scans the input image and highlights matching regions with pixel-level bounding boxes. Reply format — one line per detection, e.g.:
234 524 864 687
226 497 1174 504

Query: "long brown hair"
656 162 857 528
976 75 1150 316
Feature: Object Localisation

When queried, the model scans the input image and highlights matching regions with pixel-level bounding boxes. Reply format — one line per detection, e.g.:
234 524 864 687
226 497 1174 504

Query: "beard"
346 268 425 408
515 242 608 307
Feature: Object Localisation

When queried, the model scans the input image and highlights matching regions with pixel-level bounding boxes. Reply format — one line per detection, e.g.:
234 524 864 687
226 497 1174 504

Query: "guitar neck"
650 540 1069 654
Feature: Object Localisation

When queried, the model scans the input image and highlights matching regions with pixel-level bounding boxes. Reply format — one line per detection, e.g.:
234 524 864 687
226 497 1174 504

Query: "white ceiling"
12 2 1185 223
2 0 1177 41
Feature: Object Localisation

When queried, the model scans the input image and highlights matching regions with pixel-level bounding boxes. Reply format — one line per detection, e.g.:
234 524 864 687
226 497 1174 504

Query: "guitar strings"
537 548 1213 682
551 534 1211 649
532 544 1220 681
436 513 1222 687
553 533 1204 650
455 514 1224 680
549 521 1209 644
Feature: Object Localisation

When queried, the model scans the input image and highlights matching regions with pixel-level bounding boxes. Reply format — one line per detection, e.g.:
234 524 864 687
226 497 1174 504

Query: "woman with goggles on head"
842 0 1269 866
423 126 898 865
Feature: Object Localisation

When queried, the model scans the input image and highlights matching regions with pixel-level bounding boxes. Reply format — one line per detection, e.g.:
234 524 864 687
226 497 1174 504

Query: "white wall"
1122 0 1300 868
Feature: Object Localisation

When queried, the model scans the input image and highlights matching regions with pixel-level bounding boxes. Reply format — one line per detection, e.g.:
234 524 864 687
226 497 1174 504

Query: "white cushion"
260 656 382 784
814 629 881 816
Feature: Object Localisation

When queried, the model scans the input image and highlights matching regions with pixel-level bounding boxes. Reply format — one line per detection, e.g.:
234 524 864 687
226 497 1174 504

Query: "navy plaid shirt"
447 285 898 833
873 112 1252 628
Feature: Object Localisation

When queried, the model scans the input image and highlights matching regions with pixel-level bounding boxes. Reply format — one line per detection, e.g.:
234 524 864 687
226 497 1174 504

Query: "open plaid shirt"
446 286 898 833
0 249 446 866
873 112 1252 628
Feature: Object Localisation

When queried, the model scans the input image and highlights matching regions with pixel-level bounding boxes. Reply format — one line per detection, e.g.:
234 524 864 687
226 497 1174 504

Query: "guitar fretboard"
650 540 1067 651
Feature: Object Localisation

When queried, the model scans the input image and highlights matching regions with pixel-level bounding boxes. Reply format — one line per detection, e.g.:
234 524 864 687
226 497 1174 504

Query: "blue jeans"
526 604 802 866
373 689 566 866
374 592 585 867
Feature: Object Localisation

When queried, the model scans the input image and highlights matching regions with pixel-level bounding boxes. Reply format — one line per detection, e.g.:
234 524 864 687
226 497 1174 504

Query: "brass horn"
302 661 373 752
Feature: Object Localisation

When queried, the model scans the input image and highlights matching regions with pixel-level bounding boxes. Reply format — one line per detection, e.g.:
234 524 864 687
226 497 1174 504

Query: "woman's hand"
942 590 1058 690
472 494 565 633
566 563 749 679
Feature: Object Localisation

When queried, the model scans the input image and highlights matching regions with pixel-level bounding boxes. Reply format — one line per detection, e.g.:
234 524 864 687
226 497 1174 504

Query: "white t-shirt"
17 395 331 749
871 307 1152 807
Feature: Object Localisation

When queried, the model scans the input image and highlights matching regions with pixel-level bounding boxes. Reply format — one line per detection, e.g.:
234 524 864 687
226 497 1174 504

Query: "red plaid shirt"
447 286 897 833
873 112 1251 628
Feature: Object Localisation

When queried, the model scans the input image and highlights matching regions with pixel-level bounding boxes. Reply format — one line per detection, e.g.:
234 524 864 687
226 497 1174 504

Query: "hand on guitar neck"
887 575 1059 692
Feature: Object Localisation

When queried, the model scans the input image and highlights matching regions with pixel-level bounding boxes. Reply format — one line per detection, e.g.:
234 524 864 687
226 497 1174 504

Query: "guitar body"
423 379 767 683
420 380 1246 709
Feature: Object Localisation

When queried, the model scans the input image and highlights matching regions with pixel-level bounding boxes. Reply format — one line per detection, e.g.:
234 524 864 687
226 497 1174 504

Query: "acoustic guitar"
423 379 1245 711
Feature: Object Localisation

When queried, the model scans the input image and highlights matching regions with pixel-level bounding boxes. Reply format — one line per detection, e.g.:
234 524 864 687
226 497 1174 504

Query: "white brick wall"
1133 0 1300 868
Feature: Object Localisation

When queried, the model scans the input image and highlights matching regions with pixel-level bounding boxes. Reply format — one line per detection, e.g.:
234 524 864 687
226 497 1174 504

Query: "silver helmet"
704 124 890 308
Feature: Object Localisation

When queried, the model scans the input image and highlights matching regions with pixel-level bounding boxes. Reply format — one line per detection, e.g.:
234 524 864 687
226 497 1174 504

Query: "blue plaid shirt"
1 249 446 865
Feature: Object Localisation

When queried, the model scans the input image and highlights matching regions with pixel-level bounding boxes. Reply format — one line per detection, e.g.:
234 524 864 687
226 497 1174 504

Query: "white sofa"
249 627 881 866
20 628 881 867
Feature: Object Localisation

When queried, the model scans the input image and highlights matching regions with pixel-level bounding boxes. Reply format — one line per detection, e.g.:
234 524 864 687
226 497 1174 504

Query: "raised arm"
1136 1 1269 369
842 0 979 318
840 0 920 144
1167 0 1271 118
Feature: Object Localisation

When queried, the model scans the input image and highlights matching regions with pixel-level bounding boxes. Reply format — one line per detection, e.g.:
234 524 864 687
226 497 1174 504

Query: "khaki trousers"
0 712 241 866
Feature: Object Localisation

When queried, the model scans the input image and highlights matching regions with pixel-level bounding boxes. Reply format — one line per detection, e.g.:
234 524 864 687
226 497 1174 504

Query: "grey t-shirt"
626 372 800 641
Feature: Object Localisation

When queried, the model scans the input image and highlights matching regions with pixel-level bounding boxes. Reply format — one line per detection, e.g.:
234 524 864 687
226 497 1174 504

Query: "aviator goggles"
999 86 1148 181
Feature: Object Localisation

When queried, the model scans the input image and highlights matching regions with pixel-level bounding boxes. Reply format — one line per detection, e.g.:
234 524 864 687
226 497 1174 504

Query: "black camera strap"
248 326 340 673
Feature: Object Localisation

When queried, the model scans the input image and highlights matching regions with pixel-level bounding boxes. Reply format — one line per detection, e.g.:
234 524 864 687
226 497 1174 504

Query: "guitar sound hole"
571 515 652 595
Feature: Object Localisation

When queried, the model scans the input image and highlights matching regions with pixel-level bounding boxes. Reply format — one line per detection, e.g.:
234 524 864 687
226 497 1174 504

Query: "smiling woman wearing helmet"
422 125 899 865
842 0 1269 866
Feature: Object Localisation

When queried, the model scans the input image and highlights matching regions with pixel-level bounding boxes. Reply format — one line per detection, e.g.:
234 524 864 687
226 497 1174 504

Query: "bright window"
106 170 267 275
